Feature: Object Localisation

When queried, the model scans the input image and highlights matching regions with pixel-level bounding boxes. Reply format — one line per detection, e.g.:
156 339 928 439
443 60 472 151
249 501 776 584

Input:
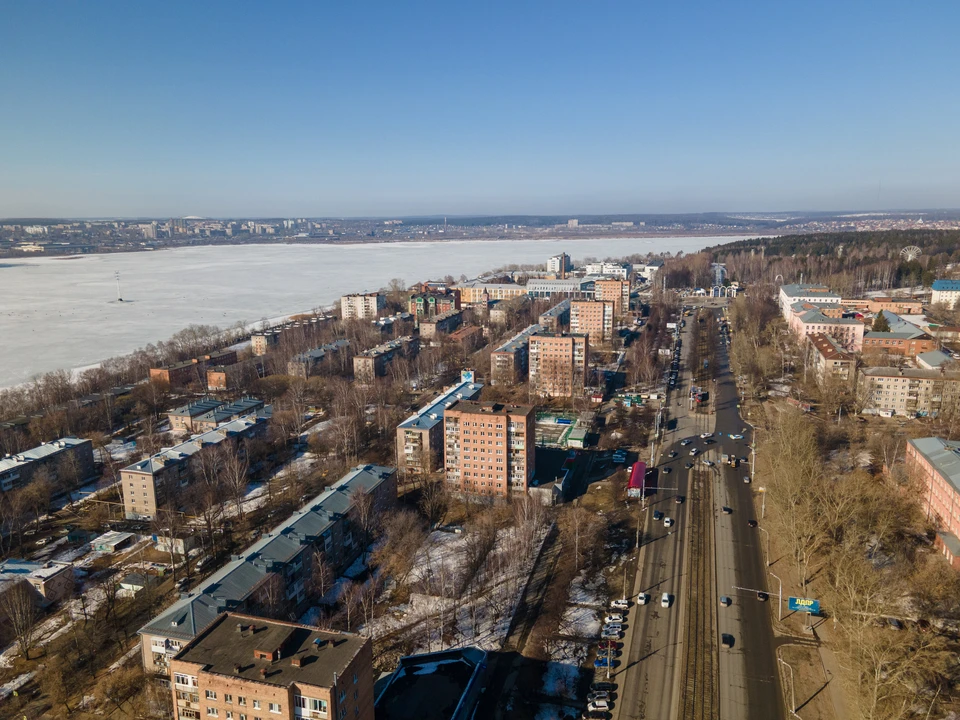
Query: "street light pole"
779 657 798 716
758 526 771 566
769 571 783 621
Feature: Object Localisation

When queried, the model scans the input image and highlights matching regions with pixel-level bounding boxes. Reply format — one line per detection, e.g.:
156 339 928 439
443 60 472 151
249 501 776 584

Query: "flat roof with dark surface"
175 613 367 689
375 648 488 720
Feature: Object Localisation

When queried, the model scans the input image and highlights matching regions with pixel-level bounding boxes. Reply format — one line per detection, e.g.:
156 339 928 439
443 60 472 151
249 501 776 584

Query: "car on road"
689 448 699 456
587 699 611 711
667 450 678 458
637 592 649 605
661 593 672 608
721 506 732 514
684 462 694 469
721 633 735 648
729 434 744 440
664 517 674 528
743 476 751 483
653 510 663 521
610 599 629 610
747 520 758 528
662 467 672 474
604 614 624 624
680 439 692 446
675 495 685 504
757 591 769 602
703 460 714 466
720 596 732 607
700 432 713 438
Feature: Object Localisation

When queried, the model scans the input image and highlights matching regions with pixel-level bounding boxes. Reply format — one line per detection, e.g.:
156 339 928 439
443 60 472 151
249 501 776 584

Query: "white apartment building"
341 293 386 321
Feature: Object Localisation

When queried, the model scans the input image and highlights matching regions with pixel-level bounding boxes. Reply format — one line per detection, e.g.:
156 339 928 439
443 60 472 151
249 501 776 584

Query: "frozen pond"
0 235 742 386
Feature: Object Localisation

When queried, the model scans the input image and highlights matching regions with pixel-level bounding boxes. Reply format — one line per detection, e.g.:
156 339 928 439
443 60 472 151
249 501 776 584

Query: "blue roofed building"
932 279 960 309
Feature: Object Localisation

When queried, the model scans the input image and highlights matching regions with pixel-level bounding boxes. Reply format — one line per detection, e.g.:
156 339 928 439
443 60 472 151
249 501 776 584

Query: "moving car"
703 460 714 467
690 448 699 456
637 592 649 605
667 451 678 458
664 517 674 528
653 510 663 521
748 520 758 528
757 591 769 602
680 439 692 446
661 593 672 608
743 476 751 483
720 596 732 607
685 462 694 469
604 613 624 624
721 506 732 514
662 467 672 474
721 633 735 648
675 495 685 504
700 432 713 438
729 434 744 440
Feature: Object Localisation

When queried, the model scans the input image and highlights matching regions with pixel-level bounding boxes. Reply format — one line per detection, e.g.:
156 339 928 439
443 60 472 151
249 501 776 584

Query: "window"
353 673 359 684
227 714 234 720
253 701 261 710
269 702 281 714
238 698 246 707
225 694 233 704
206 691 218 700
207 710 219 718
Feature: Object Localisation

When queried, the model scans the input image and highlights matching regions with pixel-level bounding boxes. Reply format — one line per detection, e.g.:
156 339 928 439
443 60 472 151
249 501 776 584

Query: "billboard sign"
788 597 820 614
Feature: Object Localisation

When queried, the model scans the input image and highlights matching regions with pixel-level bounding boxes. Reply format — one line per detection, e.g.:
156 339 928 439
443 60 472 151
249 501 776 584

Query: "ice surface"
0 237 728 387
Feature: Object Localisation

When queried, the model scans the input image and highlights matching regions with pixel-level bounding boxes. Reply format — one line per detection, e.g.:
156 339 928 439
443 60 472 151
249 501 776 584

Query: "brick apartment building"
353 336 419 382
528 333 589 398
151 350 238 387
444 401 536 499
341 292 386 321
538 299 570 332
906 438 960 568
121 414 269 520
490 324 542 385
0 436 96 494
570 300 614 343
169 613 374 720
287 340 351 379
594 279 631 316
192 398 266 433
419 308 463 339
396 377 483 476
447 325 484 352
842 297 924 315
140 465 396 675
806 334 856 388
408 290 460 322
858 367 960 418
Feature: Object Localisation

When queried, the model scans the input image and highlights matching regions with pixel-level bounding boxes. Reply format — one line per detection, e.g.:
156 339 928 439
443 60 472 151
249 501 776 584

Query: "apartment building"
584 261 631 280
419 309 463 340
168 399 225 433
353 336 419 382
906 438 960 568
539 299 571 332
570 300 614 343
341 292 386 321
807 334 855 388
444 401 536 499
456 281 528 306
121 414 269 520
287 340 351 379
528 333 589 398
490 324 542 385
140 465 397 675
251 331 281 356
638 259 663 280
170 613 373 720
207 360 264 392
408 290 460 321
151 350 238 388
192 398 267 433
594 279 631 316
0 437 96 494
488 295 530 325
858 367 960 417
372 312 414 337
778 283 842 320
547 252 573 277
932 279 960 309
396 378 484 476
787 309 865 351
842 297 924 315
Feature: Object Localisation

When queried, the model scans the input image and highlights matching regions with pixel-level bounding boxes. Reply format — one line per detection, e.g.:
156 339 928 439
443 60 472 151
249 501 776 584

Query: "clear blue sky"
2 1 958 218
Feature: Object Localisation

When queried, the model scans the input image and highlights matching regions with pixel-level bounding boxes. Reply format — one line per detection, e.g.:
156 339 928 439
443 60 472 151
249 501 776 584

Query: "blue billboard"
788 597 820 614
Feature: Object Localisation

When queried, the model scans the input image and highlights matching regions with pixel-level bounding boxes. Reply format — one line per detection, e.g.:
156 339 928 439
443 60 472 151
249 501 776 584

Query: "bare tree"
0 580 39 659
220 441 251 524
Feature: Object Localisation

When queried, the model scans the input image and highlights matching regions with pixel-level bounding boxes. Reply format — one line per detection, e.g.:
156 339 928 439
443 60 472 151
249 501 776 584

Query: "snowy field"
0 236 728 387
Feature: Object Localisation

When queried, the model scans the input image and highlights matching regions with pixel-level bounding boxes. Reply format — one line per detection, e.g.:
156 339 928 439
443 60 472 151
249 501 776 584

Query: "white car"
743 476 752 484
588 700 610 712
661 593 672 608
703 460 714 467
729 434 744 440
637 592 649 605
689 448 699 456
605 613 624 624
610 598 629 610
664 517 674 528
601 628 622 639
700 432 713 439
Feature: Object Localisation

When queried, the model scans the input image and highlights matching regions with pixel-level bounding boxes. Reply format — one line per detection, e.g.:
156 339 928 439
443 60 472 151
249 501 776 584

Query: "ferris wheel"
900 245 922 262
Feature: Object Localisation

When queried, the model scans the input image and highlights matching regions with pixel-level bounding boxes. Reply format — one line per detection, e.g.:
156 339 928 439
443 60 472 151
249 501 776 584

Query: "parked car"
594 657 616 670
610 598 629 610
604 614 624 624
597 641 618 652
587 699 611 711
591 681 617 693
588 691 611 702
603 623 622 633
601 628 622 639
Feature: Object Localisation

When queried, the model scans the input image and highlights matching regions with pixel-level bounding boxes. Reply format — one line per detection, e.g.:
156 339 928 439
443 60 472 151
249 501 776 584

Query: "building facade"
538 299 571 332
778 283 842 320
906 438 960 568
528 333 589 398
807 334 855 388
419 309 463 339
787 308 865 351
594 279 631 316
140 465 396 675
584 262 631 280
447 325 484 352
547 253 573 277
932 279 960 309
251 331 281 356
341 292 386 321
287 340 351 379
858 367 960 417
396 378 483 476
490 324 542 385
168 399 225 433
444 401 536 499
169 613 374 720
408 290 460 321
0 437 96 494
353 336 419 383
570 300 614 343
527 278 596 300
456 282 527 306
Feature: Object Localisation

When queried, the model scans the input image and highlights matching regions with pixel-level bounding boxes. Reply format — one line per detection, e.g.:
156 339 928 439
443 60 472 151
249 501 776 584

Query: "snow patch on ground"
559 605 600 638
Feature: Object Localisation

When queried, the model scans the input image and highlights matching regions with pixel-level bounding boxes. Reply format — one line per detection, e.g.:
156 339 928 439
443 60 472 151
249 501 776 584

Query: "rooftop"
375 648 489 720
0 437 89 475
798 310 863 326
932 279 960 291
140 465 395 643
0 559 72 584
492 324 542 354
291 339 350 363
398 381 484 431
447 400 534 417
360 336 416 357
911 438 960 497
808 333 853 360
175 612 367 690
917 350 954 368
539 299 571 319
861 367 960 380
169 398 225 418
780 283 840 298
421 308 462 323
193 398 264 425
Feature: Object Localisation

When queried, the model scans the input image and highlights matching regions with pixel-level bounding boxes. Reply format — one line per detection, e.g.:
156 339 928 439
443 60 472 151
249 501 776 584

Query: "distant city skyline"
2 1 958 217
